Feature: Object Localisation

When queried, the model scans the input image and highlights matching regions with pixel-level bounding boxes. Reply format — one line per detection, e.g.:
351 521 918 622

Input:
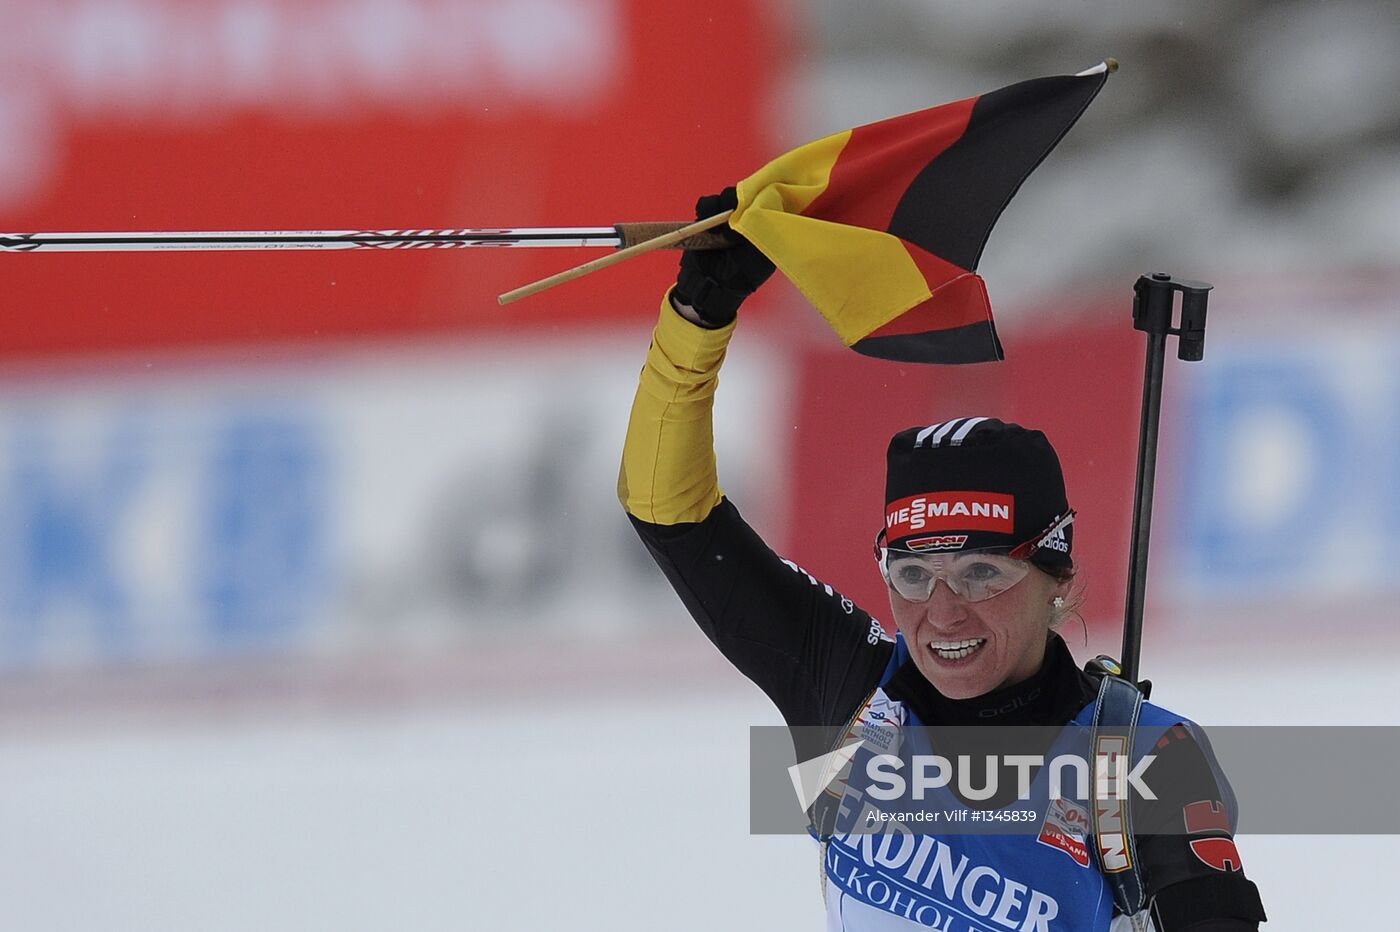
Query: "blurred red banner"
0 0 782 357
785 312 1144 634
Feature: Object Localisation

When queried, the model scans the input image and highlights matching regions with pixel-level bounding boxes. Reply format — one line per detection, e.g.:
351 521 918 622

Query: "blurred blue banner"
1171 295 1398 607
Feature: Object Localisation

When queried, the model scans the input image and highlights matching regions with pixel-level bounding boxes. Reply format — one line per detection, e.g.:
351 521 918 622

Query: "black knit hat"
882 416 1073 571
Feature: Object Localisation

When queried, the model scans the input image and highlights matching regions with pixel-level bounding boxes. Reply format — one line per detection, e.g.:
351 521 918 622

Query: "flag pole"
1120 273 1211 683
497 210 733 304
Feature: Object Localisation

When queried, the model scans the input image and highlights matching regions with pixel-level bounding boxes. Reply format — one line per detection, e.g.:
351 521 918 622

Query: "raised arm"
618 187 770 525
618 190 893 736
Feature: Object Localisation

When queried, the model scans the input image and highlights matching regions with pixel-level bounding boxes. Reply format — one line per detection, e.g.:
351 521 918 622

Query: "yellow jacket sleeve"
617 288 736 525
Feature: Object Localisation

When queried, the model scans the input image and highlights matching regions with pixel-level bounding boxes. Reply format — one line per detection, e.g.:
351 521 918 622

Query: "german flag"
730 63 1114 364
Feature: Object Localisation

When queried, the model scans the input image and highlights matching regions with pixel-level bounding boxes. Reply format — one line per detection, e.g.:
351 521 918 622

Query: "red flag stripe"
863 268 991 340
801 97 978 237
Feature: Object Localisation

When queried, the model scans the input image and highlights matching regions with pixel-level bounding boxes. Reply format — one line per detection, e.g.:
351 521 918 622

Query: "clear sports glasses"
876 548 1033 603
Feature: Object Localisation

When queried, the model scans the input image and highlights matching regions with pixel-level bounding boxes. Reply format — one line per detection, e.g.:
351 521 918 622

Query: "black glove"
671 187 775 328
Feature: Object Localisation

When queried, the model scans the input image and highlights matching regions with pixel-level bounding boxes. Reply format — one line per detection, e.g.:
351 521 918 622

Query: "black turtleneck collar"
883 634 1097 726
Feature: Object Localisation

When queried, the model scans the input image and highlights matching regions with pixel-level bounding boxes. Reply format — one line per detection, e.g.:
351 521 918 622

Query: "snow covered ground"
1 634 1395 931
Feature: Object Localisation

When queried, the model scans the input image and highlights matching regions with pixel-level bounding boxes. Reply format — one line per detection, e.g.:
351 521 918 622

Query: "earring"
1052 597 1065 609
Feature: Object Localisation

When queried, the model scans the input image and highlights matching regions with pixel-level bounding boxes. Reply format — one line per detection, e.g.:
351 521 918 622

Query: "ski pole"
1121 272 1211 683
0 223 728 254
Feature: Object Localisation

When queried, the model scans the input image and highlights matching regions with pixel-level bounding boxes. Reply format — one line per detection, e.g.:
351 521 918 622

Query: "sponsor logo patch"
1094 736 1132 872
1037 797 1092 867
904 534 969 552
885 492 1014 539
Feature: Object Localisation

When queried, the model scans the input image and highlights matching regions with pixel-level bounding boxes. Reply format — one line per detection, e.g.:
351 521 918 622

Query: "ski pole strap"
1088 668 1147 917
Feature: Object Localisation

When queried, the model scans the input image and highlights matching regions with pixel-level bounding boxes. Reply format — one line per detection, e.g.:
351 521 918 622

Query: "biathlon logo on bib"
885 492 1015 539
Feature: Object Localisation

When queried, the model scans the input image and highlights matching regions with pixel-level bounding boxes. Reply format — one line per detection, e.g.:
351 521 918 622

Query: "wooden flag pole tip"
497 209 734 305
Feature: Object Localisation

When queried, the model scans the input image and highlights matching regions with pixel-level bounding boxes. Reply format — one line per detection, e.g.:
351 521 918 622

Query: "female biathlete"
618 190 1266 931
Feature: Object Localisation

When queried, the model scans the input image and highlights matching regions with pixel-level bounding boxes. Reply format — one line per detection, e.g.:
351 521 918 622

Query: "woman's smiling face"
886 562 1069 699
